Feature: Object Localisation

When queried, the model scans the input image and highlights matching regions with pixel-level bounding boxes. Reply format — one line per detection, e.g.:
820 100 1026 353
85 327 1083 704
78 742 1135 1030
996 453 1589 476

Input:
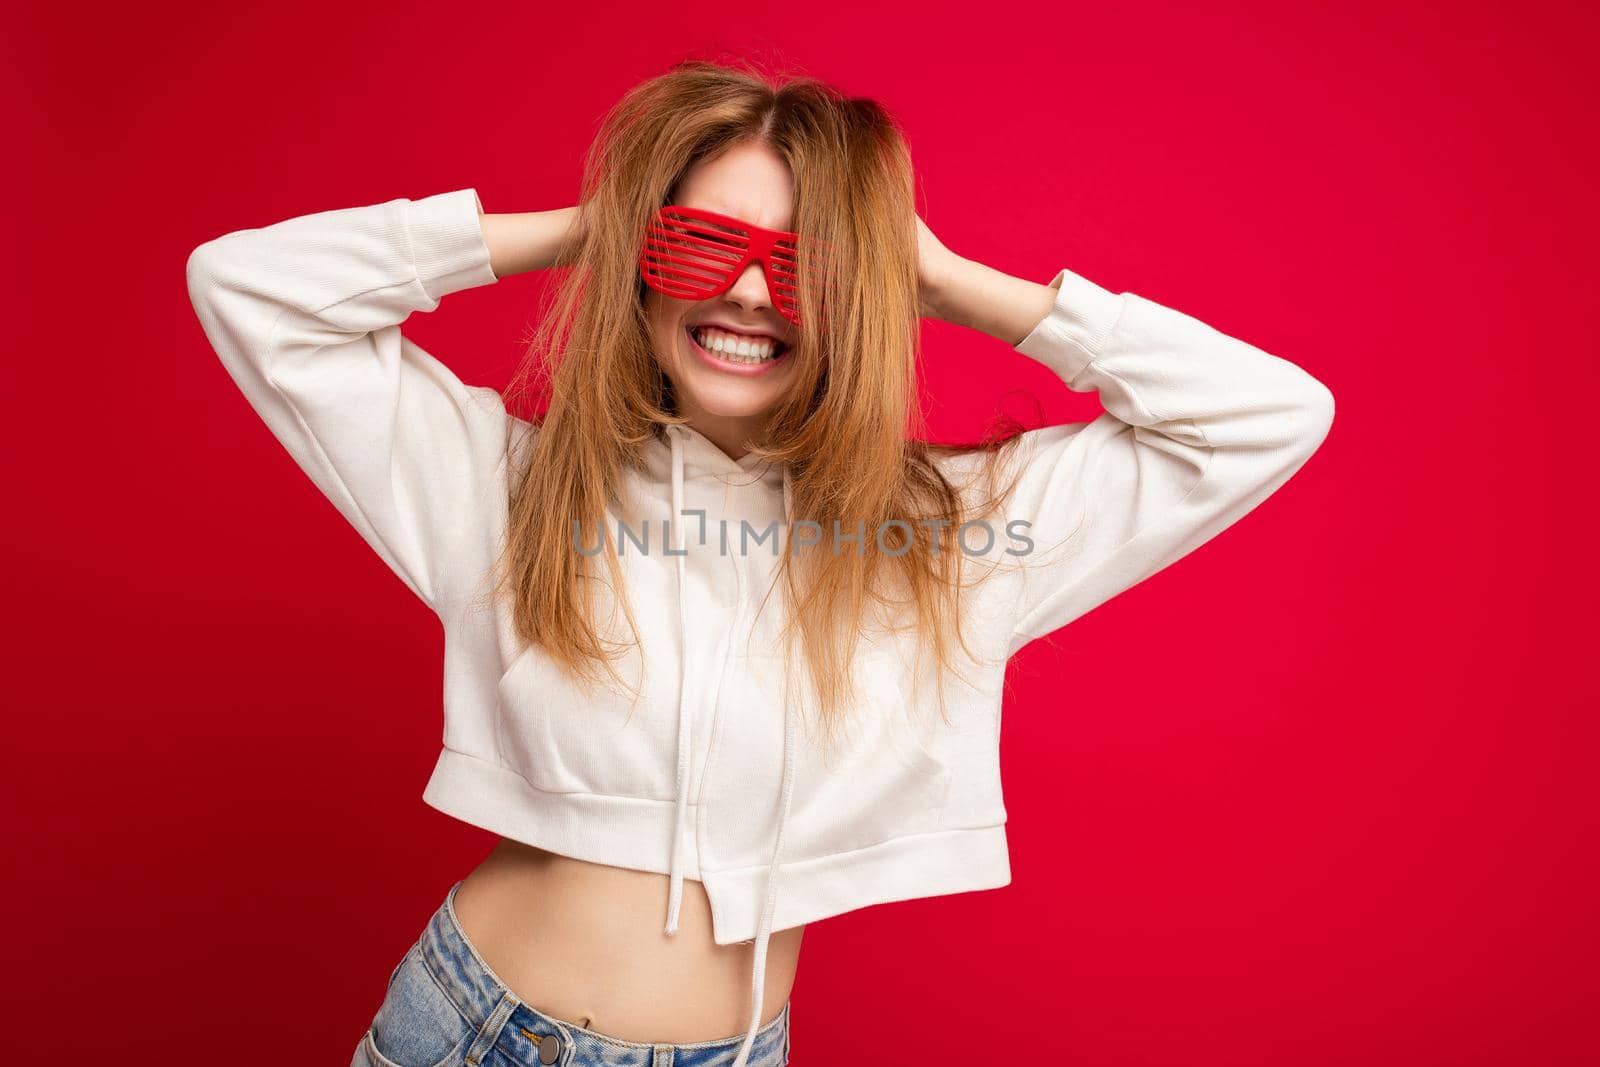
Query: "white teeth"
691 326 781 363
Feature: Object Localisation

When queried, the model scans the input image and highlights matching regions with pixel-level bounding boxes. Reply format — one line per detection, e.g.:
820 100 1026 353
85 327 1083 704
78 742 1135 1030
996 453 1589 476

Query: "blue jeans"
350 880 792 1067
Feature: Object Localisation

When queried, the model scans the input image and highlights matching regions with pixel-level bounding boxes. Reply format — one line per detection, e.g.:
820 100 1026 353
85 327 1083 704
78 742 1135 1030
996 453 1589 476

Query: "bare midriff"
451 837 804 1045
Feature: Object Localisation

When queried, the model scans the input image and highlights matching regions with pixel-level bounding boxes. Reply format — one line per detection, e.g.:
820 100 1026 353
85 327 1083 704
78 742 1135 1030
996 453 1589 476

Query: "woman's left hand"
910 214 1057 344
915 213 959 321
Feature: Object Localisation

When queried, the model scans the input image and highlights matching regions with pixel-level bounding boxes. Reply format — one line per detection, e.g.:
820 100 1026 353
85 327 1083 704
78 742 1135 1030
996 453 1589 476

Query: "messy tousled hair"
489 55 1029 751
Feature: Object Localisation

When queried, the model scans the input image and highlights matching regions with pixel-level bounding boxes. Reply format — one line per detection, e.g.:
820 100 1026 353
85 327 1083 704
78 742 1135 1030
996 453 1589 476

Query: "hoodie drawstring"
730 459 800 1067
661 424 797 1067
664 426 692 935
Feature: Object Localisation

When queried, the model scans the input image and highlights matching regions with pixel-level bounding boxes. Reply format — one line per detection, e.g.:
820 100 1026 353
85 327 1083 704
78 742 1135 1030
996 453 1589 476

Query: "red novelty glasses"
639 205 810 326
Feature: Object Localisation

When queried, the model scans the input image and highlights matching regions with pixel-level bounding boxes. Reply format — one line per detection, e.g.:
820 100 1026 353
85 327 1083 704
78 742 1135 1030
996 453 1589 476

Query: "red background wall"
8 0 1596 1063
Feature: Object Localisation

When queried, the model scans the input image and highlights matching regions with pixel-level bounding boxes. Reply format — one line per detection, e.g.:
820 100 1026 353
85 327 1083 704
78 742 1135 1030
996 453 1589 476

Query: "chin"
652 319 795 423
678 376 783 419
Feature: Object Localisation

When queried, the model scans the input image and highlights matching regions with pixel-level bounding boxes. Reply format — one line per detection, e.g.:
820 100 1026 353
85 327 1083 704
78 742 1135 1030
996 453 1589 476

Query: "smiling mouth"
687 325 791 364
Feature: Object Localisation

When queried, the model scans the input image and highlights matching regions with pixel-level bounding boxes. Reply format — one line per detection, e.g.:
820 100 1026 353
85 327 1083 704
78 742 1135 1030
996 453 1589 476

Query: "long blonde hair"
491 56 1028 750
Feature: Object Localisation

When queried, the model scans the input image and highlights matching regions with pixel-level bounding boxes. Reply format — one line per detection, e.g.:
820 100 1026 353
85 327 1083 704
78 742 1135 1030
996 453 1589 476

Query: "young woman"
186 60 1334 1067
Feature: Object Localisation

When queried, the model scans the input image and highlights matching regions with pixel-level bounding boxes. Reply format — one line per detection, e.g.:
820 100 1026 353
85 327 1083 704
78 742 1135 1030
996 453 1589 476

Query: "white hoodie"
185 187 1335 1066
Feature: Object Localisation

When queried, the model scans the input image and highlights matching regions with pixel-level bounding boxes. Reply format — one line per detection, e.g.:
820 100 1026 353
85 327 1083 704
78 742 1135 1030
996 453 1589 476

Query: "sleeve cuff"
407 187 500 303
1013 266 1126 388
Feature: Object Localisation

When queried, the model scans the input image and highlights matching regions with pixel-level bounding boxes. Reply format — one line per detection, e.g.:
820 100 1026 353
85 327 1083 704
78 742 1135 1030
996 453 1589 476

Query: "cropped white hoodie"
185 187 1335 1066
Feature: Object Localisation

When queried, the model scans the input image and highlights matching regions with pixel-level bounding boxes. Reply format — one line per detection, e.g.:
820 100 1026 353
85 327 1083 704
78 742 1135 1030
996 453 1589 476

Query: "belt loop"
652 1044 675 1067
464 989 521 1066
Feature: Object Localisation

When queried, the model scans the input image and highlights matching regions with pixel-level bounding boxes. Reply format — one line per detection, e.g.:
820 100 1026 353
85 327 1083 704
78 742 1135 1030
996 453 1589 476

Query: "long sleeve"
991 266 1335 658
184 187 508 614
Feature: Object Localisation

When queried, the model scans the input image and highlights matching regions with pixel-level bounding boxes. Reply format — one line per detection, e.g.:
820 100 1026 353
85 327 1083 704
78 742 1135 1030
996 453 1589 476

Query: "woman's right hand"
480 204 586 278
546 204 586 268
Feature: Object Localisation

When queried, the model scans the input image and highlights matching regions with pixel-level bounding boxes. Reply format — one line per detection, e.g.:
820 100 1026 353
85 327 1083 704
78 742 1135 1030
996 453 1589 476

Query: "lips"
688 321 789 347
683 325 792 376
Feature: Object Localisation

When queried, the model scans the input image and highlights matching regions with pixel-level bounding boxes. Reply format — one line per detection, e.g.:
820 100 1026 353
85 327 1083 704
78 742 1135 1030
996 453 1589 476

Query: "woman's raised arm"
922 238 1336 658
185 188 513 614
480 203 584 278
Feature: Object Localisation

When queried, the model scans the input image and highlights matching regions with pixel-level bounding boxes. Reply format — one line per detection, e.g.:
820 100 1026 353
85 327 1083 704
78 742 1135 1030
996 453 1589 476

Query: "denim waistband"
418 879 791 1067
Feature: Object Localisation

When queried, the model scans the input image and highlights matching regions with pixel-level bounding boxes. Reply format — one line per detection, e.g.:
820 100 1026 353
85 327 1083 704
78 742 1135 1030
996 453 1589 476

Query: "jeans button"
538 1031 563 1064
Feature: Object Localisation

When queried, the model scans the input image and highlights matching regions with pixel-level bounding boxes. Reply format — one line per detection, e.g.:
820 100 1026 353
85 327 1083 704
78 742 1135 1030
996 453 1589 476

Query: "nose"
724 259 776 315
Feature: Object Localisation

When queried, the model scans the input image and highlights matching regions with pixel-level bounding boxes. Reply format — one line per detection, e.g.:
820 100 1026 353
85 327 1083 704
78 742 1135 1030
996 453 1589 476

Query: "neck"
676 407 767 463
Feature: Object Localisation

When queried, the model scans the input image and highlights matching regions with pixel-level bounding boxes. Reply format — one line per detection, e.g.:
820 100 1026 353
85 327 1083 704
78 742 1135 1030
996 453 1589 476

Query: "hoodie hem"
701 821 1013 946
422 746 1013 946
423 746 702 876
